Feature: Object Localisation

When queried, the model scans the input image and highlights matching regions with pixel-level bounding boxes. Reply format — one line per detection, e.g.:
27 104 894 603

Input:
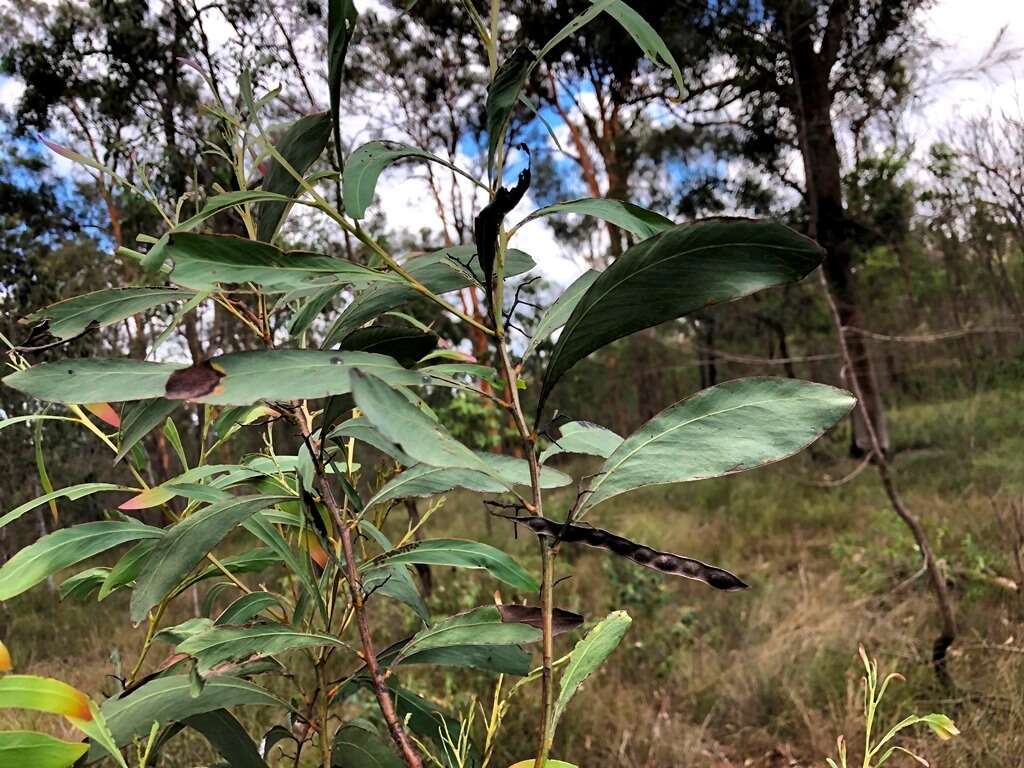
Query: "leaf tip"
85 402 121 428
0 640 12 672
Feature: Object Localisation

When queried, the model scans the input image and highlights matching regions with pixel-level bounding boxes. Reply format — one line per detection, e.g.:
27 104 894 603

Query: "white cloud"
910 0 1024 145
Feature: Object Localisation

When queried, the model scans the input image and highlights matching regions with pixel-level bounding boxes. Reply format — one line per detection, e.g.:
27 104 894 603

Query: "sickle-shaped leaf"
0 675 92 719
343 141 481 219
539 420 622 463
338 325 438 367
23 288 191 341
351 371 500 479
256 112 332 242
578 377 855 513
396 606 542 663
3 360 185 404
174 190 299 232
164 350 427 405
91 675 287 761
0 520 163 601
183 710 270 768
177 624 346 673
216 592 286 625
323 245 535 346
485 47 534 176
116 398 182 463
1 483 134 529
523 269 600 360
332 721 404 768
365 539 538 592
553 610 632 730
0 731 89 768
512 198 673 240
164 232 394 291
131 496 289 623
328 0 358 155
592 0 687 95
537 218 824 415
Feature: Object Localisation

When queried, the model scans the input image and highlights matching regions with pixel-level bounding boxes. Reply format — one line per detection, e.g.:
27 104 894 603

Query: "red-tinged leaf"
118 486 173 511
307 533 329 569
0 640 11 672
37 135 78 162
0 675 92 720
85 402 121 428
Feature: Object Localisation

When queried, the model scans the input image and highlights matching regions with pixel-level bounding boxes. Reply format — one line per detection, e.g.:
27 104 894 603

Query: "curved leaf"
579 377 855 513
175 191 298 233
0 675 91 719
94 675 287 759
131 496 288 623
338 325 438 367
216 592 285 625
177 624 345 673
165 350 425 405
332 721 404 768
1 483 133 529
351 371 498 477
116 398 181 463
328 0 358 153
165 233 393 291
343 141 480 219
523 269 599 360
24 288 191 341
593 0 687 95
256 112 332 242
323 245 535 346
396 606 542 664
3 360 184 404
184 709 269 768
513 198 673 240
0 731 89 768
553 611 632 729
539 420 622 463
537 218 824 414
0 520 163 601
366 539 538 592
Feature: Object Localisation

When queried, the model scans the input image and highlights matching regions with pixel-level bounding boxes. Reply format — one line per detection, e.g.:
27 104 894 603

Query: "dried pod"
498 604 583 636
515 515 748 592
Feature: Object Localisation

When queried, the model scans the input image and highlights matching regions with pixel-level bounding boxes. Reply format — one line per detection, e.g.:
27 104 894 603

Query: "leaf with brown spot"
514 516 748 591
165 361 225 401
497 604 584 635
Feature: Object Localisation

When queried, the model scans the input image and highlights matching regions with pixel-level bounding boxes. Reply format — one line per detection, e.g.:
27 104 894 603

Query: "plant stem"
494 341 555 764
819 269 958 685
294 412 422 768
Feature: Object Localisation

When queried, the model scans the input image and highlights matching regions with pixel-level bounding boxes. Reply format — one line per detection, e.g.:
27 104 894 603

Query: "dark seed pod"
516 515 748 592
497 604 583 635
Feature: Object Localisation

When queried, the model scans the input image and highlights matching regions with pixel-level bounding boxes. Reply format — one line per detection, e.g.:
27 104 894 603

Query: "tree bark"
771 0 891 456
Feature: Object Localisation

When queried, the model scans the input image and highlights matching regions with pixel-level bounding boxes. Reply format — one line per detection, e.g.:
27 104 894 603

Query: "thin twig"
818 269 958 686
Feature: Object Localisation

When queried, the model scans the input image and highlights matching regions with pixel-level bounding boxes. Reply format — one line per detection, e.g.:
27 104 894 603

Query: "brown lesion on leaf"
165 359 226 400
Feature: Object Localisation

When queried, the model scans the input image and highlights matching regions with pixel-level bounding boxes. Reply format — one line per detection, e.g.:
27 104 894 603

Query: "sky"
1 0 1022 288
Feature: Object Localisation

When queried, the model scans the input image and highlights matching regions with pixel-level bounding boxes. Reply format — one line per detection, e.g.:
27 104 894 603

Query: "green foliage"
0 3 856 766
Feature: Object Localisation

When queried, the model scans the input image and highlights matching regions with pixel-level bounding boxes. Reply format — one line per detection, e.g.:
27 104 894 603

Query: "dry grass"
3 387 1024 766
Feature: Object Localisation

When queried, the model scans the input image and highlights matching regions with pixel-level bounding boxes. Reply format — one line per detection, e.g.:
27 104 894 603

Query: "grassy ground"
3 386 1024 766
